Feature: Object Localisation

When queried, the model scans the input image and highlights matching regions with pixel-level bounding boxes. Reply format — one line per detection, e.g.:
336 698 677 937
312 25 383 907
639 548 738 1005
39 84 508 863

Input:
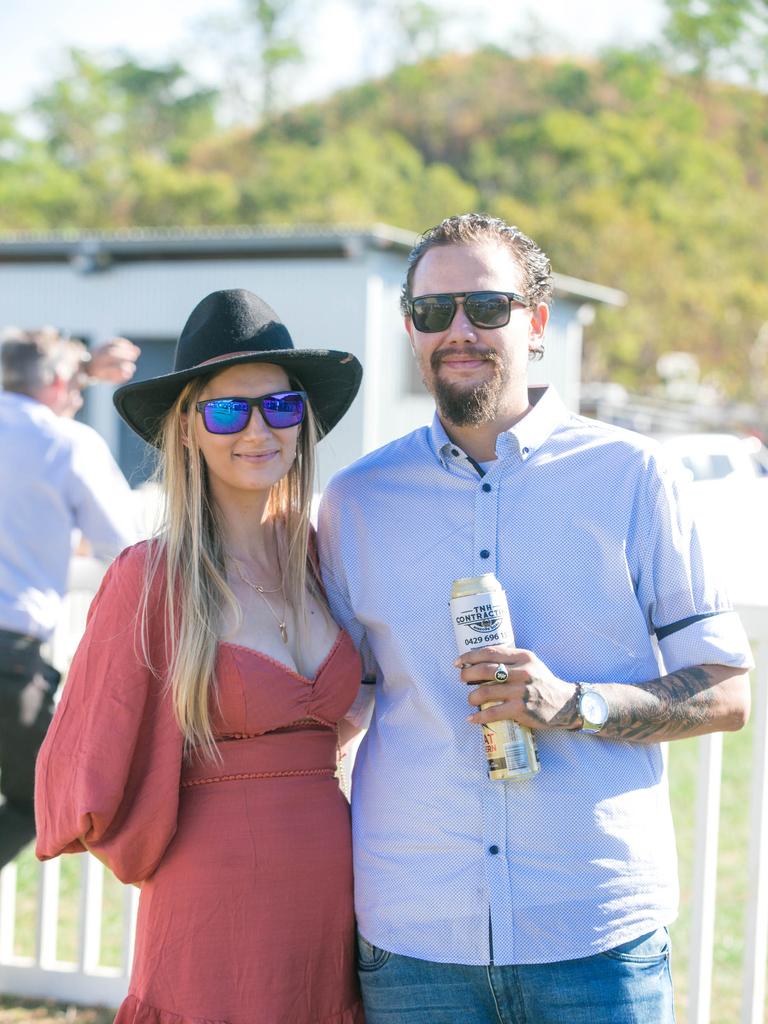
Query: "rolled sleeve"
634 454 754 673
658 610 753 673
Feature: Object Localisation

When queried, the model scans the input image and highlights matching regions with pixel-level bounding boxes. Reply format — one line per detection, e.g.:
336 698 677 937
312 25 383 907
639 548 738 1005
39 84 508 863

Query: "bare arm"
592 664 749 742
460 646 750 745
86 338 141 383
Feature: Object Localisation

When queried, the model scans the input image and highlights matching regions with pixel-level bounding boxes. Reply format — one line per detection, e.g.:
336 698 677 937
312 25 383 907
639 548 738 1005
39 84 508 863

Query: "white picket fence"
0 566 766 1019
0 855 139 1006
0 556 135 1005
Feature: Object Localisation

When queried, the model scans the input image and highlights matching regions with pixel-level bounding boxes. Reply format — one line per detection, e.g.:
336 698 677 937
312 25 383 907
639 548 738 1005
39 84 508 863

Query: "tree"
343 0 470 74
0 146 90 229
662 0 768 83
2 41 767 408
0 50 227 229
196 0 307 120
390 0 447 60
31 50 218 168
210 125 479 227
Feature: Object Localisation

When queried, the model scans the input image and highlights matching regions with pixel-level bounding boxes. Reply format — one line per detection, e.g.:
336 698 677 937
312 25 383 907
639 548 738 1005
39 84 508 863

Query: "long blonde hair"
139 373 320 758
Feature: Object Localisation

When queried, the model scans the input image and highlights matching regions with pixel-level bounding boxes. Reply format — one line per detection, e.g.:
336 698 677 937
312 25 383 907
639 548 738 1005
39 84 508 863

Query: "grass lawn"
10 848 127 966
0 995 113 1023
2 718 764 1023
668 713 763 1023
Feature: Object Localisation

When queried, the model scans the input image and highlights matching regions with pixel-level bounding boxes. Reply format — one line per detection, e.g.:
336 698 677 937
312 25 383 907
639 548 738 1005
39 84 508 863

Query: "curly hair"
400 213 553 317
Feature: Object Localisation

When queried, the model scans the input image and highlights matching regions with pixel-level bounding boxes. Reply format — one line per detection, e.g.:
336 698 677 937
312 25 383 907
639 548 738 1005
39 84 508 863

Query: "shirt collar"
429 385 570 469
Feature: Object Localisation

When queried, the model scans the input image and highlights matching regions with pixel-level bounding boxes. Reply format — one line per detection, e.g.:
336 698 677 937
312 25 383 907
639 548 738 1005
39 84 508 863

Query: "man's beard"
427 347 507 427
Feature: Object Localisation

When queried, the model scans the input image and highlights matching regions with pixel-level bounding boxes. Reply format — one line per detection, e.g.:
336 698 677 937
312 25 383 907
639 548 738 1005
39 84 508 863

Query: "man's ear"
39 376 72 416
528 303 549 344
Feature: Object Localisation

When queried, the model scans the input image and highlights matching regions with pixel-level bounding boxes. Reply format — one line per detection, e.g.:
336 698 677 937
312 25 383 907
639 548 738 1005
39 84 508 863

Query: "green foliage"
662 0 768 83
543 61 593 107
389 0 447 58
31 50 218 167
0 41 766 400
119 158 240 227
0 142 91 228
211 125 478 226
197 0 307 117
266 49 767 400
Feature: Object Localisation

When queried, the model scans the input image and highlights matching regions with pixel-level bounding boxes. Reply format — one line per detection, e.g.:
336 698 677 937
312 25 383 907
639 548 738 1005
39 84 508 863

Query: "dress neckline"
219 629 346 686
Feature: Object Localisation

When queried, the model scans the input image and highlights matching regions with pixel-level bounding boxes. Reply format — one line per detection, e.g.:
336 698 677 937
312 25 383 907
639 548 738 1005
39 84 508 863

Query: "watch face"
581 690 608 726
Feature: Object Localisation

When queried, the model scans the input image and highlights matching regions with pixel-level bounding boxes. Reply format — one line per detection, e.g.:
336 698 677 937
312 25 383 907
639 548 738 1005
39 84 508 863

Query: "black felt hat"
113 289 362 445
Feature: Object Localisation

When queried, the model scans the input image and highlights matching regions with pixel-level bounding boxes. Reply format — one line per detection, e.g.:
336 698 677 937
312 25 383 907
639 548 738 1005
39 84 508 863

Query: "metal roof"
0 224 626 306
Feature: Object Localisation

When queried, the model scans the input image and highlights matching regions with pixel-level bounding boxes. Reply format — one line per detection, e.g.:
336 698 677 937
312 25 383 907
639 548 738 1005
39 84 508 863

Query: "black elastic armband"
654 610 724 641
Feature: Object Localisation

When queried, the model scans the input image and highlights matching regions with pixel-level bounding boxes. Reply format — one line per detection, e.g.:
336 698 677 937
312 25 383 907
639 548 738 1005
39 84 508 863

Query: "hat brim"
113 349 362 446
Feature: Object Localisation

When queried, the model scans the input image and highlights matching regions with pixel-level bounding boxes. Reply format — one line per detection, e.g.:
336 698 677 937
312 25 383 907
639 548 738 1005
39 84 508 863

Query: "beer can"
450 574 540 782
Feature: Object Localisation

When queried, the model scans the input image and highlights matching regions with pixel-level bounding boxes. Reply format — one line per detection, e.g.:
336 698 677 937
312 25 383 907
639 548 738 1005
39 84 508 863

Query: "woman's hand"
455 645 579 730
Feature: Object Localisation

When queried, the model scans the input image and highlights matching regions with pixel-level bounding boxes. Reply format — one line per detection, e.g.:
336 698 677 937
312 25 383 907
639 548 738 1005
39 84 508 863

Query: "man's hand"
86 338 141 383
456 646 750 743
456 645 578 730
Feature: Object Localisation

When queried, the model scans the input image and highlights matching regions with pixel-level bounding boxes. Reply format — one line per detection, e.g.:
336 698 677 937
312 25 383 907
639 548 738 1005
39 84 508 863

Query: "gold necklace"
234 561 289 644
229 556 283 593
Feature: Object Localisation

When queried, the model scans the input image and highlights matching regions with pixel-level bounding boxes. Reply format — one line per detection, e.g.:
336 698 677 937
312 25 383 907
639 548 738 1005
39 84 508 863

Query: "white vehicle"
659 432 768 483
658 433 768 605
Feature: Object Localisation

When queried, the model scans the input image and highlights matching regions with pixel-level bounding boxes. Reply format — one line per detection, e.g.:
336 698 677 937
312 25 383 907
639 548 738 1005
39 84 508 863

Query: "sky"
0 0 667 113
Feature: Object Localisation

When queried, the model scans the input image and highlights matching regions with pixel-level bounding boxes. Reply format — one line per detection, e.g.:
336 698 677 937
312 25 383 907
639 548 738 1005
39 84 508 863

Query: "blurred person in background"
0 328 140 869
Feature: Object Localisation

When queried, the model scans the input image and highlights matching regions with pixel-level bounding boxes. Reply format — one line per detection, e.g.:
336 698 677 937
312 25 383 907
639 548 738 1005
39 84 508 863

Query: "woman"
34 289 365 1024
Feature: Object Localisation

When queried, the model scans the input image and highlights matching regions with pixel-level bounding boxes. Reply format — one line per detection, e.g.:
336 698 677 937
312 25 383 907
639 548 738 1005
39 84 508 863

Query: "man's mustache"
430 346 500 371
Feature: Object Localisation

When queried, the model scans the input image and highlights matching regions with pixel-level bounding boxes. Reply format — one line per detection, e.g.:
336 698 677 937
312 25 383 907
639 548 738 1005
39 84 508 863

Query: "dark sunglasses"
195 391 307 434
408 290 527 333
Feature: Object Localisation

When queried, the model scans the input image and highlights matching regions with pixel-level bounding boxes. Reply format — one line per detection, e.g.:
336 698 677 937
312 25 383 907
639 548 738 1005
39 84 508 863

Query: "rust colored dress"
34 543 365 1024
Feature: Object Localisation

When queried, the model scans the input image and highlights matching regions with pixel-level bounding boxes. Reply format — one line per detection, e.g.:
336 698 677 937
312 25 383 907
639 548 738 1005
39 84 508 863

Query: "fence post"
122 885 139 976
79 855 104 973
0 863 17 961
35 859 60 968
741 630 768 1024
688 731 723 1024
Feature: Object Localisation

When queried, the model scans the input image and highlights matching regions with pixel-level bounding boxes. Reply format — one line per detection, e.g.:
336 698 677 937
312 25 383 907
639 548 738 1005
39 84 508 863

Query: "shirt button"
482 483 492 492
480 549 490 559
489 845 500 855
522 447 530 455
451 448 460 457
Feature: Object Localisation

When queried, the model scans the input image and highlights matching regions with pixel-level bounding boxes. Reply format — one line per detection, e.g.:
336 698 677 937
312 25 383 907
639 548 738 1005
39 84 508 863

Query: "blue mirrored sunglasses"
195 391 307 434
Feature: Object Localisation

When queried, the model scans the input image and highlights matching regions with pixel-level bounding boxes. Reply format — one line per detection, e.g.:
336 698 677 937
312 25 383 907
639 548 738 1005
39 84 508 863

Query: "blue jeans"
358 927 675 1024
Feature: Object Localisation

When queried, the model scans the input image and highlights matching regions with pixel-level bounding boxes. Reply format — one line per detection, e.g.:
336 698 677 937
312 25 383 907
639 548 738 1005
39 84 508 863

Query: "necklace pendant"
279 623 288 644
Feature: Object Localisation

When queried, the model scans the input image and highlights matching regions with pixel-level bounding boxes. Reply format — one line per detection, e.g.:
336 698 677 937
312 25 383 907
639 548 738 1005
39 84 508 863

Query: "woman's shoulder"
114 537 151 569
97 539 168 606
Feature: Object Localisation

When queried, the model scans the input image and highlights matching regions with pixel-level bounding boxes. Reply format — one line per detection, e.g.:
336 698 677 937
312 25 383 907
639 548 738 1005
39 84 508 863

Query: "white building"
0 225 625 488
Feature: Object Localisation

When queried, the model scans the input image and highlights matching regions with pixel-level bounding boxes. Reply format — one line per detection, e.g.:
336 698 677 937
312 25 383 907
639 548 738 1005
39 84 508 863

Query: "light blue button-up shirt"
318 386 752 966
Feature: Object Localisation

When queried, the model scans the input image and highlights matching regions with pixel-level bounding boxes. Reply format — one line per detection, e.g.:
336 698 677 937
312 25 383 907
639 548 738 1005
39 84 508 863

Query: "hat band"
192 349 277 370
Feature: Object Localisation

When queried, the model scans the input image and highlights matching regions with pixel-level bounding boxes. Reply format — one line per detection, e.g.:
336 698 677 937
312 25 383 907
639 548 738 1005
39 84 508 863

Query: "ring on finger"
494 663 509 683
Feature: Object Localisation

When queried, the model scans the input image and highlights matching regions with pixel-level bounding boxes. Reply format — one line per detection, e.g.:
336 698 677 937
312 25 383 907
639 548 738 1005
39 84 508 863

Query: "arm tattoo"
606 666 719 741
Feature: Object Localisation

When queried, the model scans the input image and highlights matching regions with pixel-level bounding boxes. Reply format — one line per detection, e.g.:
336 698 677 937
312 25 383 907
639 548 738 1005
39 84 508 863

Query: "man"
0 329 141 868
318 213 752 1023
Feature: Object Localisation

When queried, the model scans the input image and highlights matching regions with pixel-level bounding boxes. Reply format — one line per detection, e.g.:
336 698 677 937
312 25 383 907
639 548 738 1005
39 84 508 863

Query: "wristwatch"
576 684 609 734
